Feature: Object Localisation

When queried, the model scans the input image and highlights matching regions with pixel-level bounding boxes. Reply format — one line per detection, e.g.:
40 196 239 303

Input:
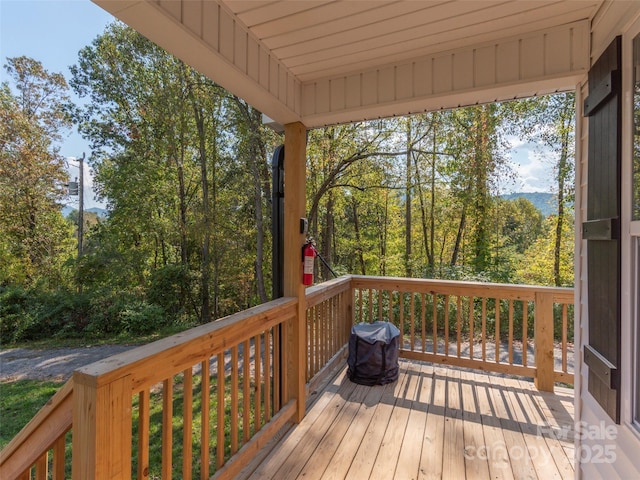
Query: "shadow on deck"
244 359 575 480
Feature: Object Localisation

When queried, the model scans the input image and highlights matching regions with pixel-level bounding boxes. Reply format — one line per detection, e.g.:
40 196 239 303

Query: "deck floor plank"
486 373 538 479
244 361 575 480
343 367 410 480
247 370 356 479
418 366 447 480
517 380 575 477
295 383 371 480
442 368 466 479
369 362 422 480
458 369 515 480
494 374 562 479
459 370 491 479
395 363 432 480
320 382 389 480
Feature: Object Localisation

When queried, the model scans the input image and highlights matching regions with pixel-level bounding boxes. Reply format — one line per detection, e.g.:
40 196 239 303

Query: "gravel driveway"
0 345 137 382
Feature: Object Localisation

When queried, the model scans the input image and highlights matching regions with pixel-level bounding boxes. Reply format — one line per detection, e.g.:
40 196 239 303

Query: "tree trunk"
249 108 268 303
186 70 213 324
321 192 334 281
413 152 434 269
405 121 412 277
473 106 491 272
352 196 366 275
554 109 571 286
451 207 466 266
232 98 268 303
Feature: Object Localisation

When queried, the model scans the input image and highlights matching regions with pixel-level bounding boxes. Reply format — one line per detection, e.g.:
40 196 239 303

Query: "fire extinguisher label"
303 255 314 274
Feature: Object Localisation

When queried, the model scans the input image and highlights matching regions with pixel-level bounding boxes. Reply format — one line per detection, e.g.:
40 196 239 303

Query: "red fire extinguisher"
302 242 317 286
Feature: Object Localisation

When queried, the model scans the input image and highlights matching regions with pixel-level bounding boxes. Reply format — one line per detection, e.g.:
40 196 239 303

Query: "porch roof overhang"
93 0 613 128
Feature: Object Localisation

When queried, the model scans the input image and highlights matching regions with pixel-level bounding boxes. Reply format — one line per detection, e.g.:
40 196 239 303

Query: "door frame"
620 14 640 437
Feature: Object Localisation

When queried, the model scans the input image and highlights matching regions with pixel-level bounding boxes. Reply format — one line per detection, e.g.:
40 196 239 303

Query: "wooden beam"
283 121 307 422
72 374 132 479
534 291 555 392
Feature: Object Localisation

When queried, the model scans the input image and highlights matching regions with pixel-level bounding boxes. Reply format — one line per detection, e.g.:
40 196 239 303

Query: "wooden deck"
245 360 575 480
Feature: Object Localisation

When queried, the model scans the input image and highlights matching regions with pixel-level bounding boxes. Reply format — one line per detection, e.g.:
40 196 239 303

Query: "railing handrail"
0 378 73 479
74 296 298 393
306 275 352 308
351 275 574 303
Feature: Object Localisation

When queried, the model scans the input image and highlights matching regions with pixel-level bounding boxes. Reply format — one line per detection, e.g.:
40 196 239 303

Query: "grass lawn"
0 380 65 450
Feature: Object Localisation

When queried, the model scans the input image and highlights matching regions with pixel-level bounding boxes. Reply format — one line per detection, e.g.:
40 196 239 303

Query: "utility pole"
78 152 84 258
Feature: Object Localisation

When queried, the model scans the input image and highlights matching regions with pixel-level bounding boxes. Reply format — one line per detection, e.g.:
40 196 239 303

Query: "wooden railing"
73 296 298 480
0 379 73 479
350 276 574 390
1 275 574 480
305 276 352 384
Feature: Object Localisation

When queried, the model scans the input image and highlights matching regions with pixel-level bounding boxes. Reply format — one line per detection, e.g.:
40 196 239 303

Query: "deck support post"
72 373 132 480
283 121 308 422
534 291 555 392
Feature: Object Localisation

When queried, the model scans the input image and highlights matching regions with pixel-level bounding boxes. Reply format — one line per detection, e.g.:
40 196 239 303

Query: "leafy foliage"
0 58 75 286
0 24 575 344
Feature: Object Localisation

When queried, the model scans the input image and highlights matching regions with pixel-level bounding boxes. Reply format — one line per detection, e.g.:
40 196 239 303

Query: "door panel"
583 36 622 423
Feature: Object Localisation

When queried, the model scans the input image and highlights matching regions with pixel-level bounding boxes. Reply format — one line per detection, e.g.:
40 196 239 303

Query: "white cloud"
503 145 556 194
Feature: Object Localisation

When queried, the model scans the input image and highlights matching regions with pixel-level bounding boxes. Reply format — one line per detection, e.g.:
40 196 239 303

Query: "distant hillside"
62 206 108 218
500 192 557 217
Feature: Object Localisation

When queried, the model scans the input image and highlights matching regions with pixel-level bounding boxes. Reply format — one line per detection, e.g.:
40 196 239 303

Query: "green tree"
505 93 575 286
517 213 574 286
71 22 275 322
0 57 74 286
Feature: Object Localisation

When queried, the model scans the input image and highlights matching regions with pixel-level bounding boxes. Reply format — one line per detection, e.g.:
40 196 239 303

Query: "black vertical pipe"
271 145 286 409
271 145 285 299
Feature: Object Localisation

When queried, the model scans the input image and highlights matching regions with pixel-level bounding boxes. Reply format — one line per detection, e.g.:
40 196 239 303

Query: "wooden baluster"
319 301 324 367
183 368 193 479
162 378 173 479
399 292 404 351
201 360 210 480
217 352 225 468
456 296 462 357
231 347 239 455
243 339 251 443
432 294 438 354
34 451 47 480
481 297 487 361
495 299 500 363
273 325 281 412
421 293 426 353
468 297 474 360
508 299 514 365
254 335 262 432
562 303 568 373
280 320 290 412
410 292 415 352
138 390 150 480
444 294 449 356
264 331 271 423
52 434 66 480
522 301 529 367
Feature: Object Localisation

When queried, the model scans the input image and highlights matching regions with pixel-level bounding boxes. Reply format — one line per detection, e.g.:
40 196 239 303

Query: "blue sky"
1 0 114 208
0 0 554 206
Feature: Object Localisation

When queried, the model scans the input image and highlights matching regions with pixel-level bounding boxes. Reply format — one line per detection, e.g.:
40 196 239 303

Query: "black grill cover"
347 321 400 386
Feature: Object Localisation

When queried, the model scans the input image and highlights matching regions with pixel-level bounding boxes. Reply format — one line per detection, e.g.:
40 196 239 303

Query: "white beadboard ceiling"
223 0 602 83
94 0 610 126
